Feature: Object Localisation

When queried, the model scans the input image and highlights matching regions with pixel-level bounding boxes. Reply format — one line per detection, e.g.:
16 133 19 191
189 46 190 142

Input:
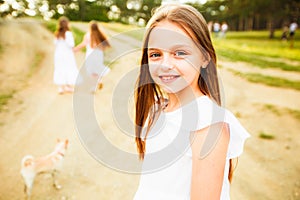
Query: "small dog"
20 139 69 199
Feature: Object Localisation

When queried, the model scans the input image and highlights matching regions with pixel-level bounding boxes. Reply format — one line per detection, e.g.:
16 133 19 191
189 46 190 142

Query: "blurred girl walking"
74 21 111 91
53 16 79 94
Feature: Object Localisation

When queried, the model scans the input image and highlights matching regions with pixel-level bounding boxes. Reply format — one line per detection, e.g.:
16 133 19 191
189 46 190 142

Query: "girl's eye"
174 50 187 57
149 52 161 58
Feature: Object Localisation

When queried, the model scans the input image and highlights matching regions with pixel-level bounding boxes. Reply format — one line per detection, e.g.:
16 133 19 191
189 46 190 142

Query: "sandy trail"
0 19 299 200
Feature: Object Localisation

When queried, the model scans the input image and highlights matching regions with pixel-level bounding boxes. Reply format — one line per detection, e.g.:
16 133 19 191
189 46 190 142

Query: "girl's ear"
202 55 211 68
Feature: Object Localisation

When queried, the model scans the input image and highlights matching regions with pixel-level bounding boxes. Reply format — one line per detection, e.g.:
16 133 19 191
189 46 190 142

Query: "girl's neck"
165 88 204 112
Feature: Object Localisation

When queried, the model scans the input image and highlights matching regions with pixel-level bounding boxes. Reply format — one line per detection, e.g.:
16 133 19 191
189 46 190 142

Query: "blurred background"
0 0 300 200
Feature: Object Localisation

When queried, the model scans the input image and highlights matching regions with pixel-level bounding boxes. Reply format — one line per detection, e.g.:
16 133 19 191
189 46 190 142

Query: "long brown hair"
55 16 70 39
135 4 235 182
89 21 111 50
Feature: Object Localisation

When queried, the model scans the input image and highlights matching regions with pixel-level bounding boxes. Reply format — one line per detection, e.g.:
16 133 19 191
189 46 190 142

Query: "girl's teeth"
162 76 174 80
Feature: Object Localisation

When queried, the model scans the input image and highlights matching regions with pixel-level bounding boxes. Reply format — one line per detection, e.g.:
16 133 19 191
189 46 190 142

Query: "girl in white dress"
74 21 111 91
134 4 250 200
53 17 79 94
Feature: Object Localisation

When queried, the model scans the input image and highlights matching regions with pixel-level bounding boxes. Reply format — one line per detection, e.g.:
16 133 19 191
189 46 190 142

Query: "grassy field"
101 22 145 41
213 31 300 91
213 30 300 71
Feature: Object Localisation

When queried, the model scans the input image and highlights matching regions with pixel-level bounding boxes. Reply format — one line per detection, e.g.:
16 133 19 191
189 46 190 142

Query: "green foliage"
1 0 299 32
63 1 110 22
190 0 299 31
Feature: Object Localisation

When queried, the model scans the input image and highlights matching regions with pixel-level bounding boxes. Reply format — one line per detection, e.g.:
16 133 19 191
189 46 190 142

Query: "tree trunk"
238 17 244 31
78 0 86 21
267 18 275 39
248 16 253 31
254 14 260 30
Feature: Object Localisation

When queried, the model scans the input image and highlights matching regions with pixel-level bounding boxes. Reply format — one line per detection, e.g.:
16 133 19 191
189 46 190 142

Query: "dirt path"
0 20 141 200
0 20 300 200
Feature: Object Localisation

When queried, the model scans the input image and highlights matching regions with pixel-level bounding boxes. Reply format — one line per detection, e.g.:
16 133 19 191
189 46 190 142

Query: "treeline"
0 0 299 33
189 0 299 33
0 0 162 25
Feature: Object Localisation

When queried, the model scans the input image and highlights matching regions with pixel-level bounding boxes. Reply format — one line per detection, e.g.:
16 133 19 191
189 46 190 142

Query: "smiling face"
147 20 208 95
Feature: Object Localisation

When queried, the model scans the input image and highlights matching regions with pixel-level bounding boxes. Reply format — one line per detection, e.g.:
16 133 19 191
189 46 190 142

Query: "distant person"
53 16 79 94
213 21 220 37
207 21 213 33
133 4 250 200
74 21 111 91
220 22 229 38
289 21 298 48
281 25 289 41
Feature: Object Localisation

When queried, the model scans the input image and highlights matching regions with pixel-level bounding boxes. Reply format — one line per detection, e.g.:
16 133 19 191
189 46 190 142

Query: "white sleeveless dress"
133 96 250 200
53 31 79 85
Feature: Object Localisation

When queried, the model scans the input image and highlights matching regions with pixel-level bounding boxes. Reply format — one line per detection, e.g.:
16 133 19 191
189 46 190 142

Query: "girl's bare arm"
190 122 229 200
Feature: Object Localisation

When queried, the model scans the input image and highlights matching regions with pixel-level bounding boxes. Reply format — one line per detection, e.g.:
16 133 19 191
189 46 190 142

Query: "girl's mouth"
158 75 180 83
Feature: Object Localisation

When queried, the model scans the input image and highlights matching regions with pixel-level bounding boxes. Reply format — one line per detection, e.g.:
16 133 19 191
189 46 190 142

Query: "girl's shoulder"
194 96 251 159
179 96 250 159
65 31 73 36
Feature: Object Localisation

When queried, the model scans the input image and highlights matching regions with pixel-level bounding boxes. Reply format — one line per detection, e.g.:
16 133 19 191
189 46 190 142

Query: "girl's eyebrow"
147 47 159 51
148 44 192 51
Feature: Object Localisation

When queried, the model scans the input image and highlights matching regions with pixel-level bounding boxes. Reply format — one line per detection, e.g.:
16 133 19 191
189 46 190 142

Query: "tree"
189 0 300 37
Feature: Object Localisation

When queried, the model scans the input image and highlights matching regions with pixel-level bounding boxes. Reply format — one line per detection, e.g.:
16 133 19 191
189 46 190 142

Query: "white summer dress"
82 32 110 77
53 31 79 85
133 96 250 200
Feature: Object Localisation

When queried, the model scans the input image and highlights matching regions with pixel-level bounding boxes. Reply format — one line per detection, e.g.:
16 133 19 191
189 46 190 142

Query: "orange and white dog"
20 139 69 199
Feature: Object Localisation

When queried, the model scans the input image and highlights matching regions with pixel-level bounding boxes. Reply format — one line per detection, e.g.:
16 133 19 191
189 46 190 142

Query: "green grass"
216 48 300 72
42 19 57 33
263 104 281 116
259 131 275 140
27 51 44 78
288 109 300 121
230 69 300 91
0 92 14 112
71 26 85 45
101 22 145 41
262 104 300 122
213 30 300 72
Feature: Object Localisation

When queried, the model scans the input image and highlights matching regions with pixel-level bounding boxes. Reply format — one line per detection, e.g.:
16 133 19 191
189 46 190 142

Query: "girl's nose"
160 54 173 71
